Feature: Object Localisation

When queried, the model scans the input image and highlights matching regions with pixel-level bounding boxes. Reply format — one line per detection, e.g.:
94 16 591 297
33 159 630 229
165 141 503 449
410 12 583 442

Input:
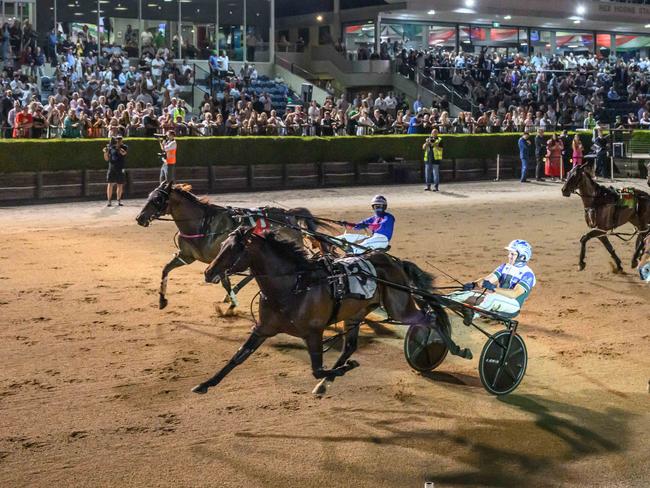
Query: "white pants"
447 290 521 318
337 233 389 255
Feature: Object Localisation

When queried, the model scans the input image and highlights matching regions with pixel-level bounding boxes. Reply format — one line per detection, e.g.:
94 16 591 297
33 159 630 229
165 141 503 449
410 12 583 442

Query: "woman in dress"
545 133 564 179
571 134 584 168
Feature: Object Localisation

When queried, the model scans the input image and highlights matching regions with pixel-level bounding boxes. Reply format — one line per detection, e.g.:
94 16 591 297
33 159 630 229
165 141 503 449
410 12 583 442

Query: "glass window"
530 29 551 56
141 0 178 55
343 22 374 59
245 0 271 62
427 25 455 50
518 29 529 54
614 34 650 60
555 32 593 55
180 0 216 60
219 0 244 61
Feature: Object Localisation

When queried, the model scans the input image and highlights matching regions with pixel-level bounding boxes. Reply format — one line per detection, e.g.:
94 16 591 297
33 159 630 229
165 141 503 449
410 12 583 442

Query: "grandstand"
0 0 650 139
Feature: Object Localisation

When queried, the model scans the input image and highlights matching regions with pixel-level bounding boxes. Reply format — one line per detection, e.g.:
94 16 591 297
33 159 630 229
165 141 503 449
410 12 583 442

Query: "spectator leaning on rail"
103 134 128 207
518 132 532 183
158 129 177 183
423 128 443 191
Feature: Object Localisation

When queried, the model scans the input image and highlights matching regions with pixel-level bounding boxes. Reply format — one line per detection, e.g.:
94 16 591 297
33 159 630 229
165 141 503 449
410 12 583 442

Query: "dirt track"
1 180 649 488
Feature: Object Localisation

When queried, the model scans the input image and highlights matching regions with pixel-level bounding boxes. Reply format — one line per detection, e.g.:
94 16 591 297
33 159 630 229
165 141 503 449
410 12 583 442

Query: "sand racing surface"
1 180 649 487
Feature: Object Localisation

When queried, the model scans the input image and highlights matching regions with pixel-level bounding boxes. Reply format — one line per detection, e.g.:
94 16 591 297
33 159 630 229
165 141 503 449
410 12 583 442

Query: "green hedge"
0 131 613 174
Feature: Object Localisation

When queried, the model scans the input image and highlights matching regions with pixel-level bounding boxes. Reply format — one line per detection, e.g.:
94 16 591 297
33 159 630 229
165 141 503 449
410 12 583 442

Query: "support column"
97 0 101 54
549 31 556 56
138 0 142 58
375 12 381 55
455 24 460 53
243 0 247 62
527 27 532 56
610 33 616 56
332 0 341 42
270 0 275 62
215 0 219 52
178 0 182 59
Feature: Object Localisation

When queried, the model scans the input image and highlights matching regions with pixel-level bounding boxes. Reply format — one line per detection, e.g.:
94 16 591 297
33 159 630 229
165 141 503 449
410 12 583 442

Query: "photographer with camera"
157 130 177 183
422 128 444 191
103 135 128 207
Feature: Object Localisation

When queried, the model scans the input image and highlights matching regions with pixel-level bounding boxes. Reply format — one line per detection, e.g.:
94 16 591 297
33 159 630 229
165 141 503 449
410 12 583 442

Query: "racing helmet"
505 239 532 262
371 195 388 211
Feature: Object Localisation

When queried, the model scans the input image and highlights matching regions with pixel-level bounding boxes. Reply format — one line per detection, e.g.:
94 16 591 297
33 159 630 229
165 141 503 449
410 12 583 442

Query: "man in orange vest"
159 129 177 183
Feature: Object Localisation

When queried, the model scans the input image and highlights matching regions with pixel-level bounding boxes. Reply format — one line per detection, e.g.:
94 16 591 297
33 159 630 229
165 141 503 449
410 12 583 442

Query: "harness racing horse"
135 181 328 309
193 228 465 395
561 164 650 271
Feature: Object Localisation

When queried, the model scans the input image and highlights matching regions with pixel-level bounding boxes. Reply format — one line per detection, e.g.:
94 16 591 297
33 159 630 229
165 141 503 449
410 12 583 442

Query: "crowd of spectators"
397 46 650 133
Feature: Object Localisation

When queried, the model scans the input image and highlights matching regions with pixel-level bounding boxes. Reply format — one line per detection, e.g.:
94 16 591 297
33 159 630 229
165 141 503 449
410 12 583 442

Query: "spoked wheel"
404 316 451 372
479 329 528 395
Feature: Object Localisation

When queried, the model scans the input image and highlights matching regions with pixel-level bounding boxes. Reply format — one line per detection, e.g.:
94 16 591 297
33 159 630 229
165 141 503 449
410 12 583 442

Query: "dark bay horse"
193 228 462 395
561 164 650 271
135 181 327 309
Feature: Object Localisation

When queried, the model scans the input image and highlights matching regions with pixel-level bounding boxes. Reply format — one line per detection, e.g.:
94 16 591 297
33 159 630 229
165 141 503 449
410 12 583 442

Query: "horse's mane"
258 232 314 269
171 184 212 206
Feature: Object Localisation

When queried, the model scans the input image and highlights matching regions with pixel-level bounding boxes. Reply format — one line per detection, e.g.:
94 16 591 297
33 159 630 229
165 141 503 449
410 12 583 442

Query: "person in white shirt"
374 93 387 112
151 54 165 86
216 51 229 75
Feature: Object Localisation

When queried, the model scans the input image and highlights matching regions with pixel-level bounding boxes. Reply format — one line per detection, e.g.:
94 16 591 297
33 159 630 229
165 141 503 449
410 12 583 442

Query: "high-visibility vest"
423 138 443 161
165 141 177 164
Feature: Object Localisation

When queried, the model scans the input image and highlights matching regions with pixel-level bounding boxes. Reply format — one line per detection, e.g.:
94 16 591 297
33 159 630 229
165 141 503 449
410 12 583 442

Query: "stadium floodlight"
465 0 476 7
427 10 436 15
316 15 323 22
503 15 512 20
576 5 586 15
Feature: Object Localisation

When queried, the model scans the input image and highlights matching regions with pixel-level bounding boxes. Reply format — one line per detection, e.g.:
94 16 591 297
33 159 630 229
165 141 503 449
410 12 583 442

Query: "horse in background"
561 164 650 272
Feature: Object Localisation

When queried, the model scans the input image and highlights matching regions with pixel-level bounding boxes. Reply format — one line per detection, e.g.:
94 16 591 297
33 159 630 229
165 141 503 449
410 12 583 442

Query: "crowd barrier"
0 132 646 204
0 157 523 203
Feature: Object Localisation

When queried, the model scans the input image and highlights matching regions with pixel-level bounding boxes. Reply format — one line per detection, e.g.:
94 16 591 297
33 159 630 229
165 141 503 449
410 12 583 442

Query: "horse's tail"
289 207 337 234
401 260 435 292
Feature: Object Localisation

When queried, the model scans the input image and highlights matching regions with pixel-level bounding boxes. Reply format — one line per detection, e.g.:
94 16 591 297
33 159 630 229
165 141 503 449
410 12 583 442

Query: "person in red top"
13 105 33 138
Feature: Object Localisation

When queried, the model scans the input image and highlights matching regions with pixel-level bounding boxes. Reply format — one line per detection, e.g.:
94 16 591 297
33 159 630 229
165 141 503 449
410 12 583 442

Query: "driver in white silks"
448 240 537 319
337 195 395 255
639 233 650 282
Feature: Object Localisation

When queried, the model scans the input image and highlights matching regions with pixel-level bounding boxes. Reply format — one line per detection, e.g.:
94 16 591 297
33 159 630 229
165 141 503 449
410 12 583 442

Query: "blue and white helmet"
505 239 533 262
640 263 650 282
371 195 388 210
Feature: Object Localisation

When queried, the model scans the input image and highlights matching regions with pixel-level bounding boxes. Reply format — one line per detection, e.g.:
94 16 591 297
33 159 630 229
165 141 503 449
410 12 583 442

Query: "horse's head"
136 181 173 227
204 227 255 283
561 164 589 197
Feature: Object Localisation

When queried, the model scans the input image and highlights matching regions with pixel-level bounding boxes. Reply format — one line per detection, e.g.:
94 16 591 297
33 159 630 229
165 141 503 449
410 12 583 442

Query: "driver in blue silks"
448 239 537 318
337 195 395 255
639 233 650 282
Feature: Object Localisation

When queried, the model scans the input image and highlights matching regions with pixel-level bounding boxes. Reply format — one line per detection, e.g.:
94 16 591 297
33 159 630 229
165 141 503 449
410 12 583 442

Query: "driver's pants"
336 233 389 255
447 291 521 317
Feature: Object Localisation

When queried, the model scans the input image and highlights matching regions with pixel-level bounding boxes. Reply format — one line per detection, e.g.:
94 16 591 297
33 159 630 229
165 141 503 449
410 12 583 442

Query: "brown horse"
135 181 329 309
561 164 650 271
192 228 466 395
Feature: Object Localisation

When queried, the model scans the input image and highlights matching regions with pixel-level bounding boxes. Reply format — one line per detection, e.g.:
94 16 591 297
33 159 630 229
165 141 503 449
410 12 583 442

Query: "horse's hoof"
631 260 639 269
159 297 168 310
346 359 360 370
579 263 586 271
461 348 473 360
191 384 209 394
222 295 231 304
312 380 328 396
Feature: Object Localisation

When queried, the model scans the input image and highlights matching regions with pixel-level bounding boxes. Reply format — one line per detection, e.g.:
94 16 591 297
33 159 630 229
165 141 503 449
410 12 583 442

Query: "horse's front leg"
159 254 194 309
597 235 623 272
631 231 647 269
220 274 237 307
192 331 267 394
579 229 606 270
312 321 361 395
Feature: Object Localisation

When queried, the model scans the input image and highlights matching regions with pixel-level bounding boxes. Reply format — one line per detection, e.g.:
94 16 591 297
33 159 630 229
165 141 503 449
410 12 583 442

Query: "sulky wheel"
479 329 528 395
404 315 451 372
